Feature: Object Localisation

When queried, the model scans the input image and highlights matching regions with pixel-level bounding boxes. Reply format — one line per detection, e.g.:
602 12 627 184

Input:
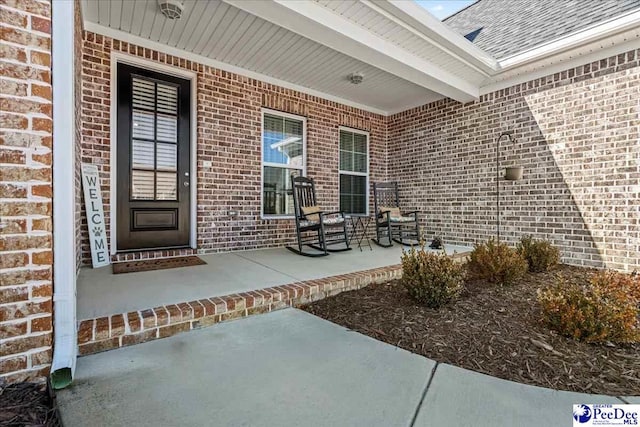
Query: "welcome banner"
81 163 110 268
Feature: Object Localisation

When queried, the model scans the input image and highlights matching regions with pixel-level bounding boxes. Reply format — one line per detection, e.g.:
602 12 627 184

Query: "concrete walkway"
58 309 627 427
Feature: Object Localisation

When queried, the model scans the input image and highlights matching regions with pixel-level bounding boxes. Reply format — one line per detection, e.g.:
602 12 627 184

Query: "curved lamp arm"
496 131 516 242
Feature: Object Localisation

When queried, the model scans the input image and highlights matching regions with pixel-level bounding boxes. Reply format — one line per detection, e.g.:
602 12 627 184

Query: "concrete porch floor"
58 309 626 427
78 244 471 320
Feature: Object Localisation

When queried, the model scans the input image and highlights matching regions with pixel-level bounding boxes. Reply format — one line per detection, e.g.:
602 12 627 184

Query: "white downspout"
51 0 77 389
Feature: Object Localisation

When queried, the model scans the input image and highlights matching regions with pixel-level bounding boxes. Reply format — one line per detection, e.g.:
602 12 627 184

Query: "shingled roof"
444 0 640 59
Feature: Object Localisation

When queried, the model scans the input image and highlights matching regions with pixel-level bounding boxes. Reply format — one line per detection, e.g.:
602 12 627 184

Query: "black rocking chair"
287 176 351 257
372 182 421 247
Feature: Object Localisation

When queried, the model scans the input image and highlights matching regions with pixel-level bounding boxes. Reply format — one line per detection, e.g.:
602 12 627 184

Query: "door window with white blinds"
262 110 306 217
339 129 368 215
130 76 179 201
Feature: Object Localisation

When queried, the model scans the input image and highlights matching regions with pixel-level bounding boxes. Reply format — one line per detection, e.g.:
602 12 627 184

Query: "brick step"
77 264 404 356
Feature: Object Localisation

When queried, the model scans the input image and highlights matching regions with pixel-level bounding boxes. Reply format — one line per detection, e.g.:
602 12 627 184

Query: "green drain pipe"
51 368 73 390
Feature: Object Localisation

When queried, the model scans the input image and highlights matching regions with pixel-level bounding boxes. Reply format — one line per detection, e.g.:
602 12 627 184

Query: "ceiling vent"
348 72 364 85
158 0 184 19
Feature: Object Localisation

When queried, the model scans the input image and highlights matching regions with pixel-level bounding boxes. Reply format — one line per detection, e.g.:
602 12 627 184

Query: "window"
262 110 306 217
339 129 368 215
130 77 180 201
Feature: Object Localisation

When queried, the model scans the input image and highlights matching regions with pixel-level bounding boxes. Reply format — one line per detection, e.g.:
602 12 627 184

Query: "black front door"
116 63 191 251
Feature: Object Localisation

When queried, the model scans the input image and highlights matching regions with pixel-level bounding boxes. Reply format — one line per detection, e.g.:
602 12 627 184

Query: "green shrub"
466 239 527 286
401 246 465 308
517 235 560 273
538 270 640 343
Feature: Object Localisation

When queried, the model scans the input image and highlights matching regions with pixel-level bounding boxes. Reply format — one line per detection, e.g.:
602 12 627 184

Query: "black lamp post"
496 131 523 242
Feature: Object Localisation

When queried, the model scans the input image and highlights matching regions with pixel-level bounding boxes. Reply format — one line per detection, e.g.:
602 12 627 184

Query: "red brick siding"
0 0 53 383
79 35 640 272
74 0 83 272
79 32 387 264
388 49 640 272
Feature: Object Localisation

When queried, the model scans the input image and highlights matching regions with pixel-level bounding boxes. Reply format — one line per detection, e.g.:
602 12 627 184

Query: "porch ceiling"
80 0 489 114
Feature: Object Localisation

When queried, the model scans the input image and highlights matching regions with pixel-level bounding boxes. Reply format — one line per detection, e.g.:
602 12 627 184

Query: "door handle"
183 181 189 187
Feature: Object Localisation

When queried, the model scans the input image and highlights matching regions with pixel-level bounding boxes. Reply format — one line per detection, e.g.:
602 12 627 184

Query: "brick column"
0 0 53 383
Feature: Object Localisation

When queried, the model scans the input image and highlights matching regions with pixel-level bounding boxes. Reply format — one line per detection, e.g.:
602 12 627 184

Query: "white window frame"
338 126 370 217
260 109 307 219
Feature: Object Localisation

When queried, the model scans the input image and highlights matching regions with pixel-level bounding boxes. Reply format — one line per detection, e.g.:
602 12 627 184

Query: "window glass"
263 114 303 167
130 77 180 201
262 112 305 216
339 130 368 215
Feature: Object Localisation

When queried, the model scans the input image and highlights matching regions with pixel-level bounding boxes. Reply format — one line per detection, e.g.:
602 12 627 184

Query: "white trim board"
498 9 640 69
390 36 640 112
224 0 478 102
109 52 198 255
366 0 498 75
480 37 640 95
85 21 388 117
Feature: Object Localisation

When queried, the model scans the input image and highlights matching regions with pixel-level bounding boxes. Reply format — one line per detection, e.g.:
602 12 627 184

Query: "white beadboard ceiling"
80 0 484 114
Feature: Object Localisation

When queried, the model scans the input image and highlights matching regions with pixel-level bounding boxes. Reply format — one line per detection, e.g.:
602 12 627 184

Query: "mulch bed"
0 382 60 427
302 265 640 396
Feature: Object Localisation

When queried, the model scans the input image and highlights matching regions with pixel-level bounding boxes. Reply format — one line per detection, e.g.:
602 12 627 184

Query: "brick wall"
0 0 53 383
388 48 640 272
1 2 634 383
79 32 387 264
79 33 639 271
74 0 82 272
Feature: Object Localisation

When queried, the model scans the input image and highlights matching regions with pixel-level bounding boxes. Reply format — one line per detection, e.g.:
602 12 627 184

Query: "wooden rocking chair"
287 176 351 257
372 182 421 247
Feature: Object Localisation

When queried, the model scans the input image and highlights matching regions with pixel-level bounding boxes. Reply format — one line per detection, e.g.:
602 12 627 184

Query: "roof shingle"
444 0 640 59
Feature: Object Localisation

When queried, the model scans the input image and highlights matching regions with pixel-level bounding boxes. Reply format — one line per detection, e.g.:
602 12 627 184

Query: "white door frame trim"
109 52 198 255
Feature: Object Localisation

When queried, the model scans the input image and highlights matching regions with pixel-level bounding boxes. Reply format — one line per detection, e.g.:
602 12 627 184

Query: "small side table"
346 215 373 251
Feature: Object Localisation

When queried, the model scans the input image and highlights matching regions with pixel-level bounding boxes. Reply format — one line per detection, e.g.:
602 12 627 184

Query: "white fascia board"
378 0 499 74
83 22 389 116
224 0 479 103
480 37 640 95
498 9 640 70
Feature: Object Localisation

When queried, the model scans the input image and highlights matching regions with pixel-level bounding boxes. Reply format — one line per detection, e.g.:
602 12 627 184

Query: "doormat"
112 256 206 274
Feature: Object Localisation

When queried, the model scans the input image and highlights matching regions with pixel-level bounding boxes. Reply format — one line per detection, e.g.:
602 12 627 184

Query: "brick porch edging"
77 264 404 356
